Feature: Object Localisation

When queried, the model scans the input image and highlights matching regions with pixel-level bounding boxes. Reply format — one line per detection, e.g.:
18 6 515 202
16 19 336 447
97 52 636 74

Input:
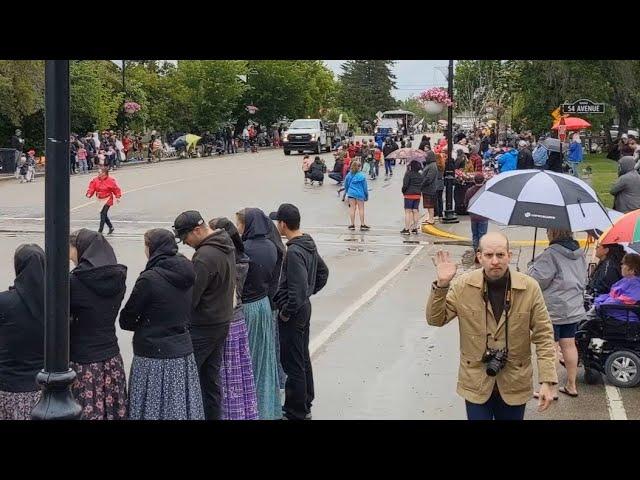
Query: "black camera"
482 348 508 377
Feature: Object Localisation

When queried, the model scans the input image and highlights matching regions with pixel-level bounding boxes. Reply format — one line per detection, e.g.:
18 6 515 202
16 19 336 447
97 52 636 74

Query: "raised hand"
432 250 458 288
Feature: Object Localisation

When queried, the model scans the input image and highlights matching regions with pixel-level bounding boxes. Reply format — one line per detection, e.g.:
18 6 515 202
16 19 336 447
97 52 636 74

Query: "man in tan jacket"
426 232 557 420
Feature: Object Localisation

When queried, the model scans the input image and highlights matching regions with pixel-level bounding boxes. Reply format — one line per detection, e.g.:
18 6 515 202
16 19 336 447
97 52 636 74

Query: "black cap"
172 210 205 241
269 203 300 224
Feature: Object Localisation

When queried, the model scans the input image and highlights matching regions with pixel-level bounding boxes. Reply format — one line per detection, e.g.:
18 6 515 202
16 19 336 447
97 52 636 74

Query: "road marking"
604 384 628 420
309 245 424 358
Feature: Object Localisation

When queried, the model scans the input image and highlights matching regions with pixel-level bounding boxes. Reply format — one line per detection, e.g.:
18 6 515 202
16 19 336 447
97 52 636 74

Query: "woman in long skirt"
0 245 45 420
69 229 128 420
236 208 284 419
209 218 259 420
119 229 204 420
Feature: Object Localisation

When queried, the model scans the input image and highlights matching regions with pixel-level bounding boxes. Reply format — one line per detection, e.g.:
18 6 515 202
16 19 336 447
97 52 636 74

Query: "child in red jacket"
86 167 122 234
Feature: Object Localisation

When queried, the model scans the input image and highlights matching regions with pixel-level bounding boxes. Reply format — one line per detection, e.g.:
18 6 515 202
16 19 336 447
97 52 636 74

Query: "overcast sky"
323 60 448 101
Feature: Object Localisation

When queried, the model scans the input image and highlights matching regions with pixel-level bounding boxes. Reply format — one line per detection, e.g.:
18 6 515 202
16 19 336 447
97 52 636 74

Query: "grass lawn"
581 153 618 208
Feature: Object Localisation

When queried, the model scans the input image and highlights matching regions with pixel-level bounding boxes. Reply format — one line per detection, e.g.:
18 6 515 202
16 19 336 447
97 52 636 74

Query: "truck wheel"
298 150 303 154
284 149 290 156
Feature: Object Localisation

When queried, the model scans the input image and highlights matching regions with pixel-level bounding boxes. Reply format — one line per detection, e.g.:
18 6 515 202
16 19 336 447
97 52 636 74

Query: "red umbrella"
552 117 591 131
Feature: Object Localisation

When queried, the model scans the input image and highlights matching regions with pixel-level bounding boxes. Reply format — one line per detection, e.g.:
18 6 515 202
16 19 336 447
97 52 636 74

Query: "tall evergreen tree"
339 60 397 123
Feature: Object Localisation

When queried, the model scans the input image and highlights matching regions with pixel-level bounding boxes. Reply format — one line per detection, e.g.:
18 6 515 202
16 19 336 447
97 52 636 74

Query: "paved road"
0 145 637 419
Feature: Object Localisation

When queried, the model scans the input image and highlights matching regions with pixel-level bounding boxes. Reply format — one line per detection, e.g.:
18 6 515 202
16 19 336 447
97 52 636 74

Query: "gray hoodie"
611 156 640 213
528 240 587 325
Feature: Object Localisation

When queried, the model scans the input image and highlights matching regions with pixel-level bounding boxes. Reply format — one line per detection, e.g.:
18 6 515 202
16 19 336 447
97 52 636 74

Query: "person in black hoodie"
418 135 431 151
68 229 128 420
119 229 204 420
209 218 259 420
587 243 625 296
172 210 236 420
0 244 45 420
235 208 282 419
269 203 329 420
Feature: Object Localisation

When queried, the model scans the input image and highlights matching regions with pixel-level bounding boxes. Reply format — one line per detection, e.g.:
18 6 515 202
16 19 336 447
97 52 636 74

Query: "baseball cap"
269 203 300 224
172 210 205 242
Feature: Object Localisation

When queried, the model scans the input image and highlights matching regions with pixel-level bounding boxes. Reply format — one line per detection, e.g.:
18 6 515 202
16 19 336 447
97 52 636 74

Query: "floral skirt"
220 308 259 420
0 390 41 420
128 353 204 420
70 353 128 420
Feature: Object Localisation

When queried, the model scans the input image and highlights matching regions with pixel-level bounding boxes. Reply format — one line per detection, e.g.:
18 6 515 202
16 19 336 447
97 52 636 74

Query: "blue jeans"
568 161 581 177
465 388 526 420
471 220 488 252
384 160 393 175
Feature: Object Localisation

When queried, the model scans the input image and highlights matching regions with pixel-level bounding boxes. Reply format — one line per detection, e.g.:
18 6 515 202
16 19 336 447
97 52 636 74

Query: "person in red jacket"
86 167 122 234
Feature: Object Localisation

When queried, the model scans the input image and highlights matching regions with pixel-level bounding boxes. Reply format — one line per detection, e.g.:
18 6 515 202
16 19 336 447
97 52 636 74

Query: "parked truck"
282 118 335 155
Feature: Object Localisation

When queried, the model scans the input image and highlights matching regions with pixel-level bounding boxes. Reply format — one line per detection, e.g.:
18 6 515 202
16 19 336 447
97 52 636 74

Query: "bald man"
426 232 558 420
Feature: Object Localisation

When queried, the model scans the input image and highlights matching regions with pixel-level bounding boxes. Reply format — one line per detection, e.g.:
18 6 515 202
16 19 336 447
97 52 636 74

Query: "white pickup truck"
282 118 334 155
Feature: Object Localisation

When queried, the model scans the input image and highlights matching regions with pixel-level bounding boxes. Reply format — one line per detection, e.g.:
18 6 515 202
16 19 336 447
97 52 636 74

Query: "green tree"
338 60 397 123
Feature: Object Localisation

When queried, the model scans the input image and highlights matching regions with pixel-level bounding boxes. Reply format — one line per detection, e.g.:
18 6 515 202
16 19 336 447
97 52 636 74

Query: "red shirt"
86 176 122 206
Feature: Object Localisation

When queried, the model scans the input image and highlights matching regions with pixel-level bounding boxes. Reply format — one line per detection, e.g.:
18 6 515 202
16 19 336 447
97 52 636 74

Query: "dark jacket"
418 137 431 151
308 160 325 181
517 147 534 170
402 170 423 196
547 150 564 173
70 264 127 364
191 230 237 328
119 241 195 359
420 155 438 196
0 245 45 392
588 255 623 296
241 209 278 304
464 183 487 222
267 221 286 309
273 234 329 318
331 158 344 174
383 142 398 157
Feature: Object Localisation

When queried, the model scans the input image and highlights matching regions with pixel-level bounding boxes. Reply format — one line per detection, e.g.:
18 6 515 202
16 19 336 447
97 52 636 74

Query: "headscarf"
145 228 178 270
71 228 118 269
209 217 244 254
13 244 45 321
241 208 272 241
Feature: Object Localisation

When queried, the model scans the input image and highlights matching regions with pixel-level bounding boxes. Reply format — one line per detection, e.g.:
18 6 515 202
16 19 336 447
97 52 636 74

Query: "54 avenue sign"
561 99 605 114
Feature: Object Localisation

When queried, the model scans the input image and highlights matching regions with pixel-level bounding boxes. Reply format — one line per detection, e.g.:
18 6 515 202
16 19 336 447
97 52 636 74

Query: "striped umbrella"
467 169 613 258
598 209 640 253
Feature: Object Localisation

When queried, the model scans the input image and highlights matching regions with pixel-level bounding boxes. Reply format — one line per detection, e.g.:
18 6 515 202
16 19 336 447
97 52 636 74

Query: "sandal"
559 387 578 398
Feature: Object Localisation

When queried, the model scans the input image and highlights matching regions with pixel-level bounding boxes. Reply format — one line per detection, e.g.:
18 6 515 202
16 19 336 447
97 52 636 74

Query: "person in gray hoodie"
528 228 586 398
611 156 640 213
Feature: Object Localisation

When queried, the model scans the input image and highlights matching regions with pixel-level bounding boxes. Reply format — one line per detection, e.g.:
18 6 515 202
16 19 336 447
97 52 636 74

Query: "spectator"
516 140 534 170
611 156 640 213
464 173 489 255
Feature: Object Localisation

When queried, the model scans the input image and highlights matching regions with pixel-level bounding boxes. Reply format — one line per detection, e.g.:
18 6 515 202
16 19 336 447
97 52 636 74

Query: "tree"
338 60 397 123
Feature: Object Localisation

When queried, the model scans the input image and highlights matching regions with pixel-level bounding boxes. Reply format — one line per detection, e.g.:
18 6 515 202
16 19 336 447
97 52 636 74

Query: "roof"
382 110 415 116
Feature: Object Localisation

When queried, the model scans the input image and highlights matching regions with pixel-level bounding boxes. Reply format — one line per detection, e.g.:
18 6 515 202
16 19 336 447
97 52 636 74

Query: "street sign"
558 124 567 142
561 99 605 115
376 111 383 119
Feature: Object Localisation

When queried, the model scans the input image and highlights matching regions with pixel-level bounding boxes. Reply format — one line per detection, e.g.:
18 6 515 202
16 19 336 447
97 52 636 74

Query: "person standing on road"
420 149 438 226
86 167 122 235
68 229 128 420
235 208 283 419
611 156 640 213
427 232 558 420
528 228 587 399
209 218 259 420
401 161 423 235
0 244 45 420
383 136 398 177
77 143 88 174
344 160 370 231
464 173 489 256
119 229 205 420
172 210 236 420
269 204 329 420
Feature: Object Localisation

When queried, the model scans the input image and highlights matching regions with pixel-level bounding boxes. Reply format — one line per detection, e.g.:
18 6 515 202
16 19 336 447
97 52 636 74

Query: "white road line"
309 245 424 358
604 384 628 420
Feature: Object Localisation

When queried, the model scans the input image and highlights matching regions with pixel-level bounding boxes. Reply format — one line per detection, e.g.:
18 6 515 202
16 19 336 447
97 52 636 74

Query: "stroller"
576 304 640 387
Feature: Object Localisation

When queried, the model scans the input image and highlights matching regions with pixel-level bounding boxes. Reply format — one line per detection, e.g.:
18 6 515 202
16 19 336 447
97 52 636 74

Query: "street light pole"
31 60 81 420
442 59 459 224
121 60 126 138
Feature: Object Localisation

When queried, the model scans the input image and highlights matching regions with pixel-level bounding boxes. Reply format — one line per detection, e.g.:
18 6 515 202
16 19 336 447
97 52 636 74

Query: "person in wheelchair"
587 243 625 297
584 253 640 327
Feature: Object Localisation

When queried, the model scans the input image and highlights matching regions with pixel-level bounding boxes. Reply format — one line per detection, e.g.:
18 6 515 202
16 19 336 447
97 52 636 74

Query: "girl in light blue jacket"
344 160 370 231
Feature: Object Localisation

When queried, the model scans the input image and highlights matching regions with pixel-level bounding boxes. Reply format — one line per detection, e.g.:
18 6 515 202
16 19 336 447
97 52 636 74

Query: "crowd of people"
0 203 329 420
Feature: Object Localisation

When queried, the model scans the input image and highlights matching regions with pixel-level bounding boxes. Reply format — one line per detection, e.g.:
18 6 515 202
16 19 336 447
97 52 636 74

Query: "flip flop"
559 387 578 398
533 391 559 401
559 359 566 368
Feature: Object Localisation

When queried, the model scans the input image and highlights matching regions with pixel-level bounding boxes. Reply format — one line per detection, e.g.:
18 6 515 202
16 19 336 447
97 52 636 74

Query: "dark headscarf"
71 228 118 269
242 208 272 240
145 228 179 270
13 244 45 321
209 217 244 254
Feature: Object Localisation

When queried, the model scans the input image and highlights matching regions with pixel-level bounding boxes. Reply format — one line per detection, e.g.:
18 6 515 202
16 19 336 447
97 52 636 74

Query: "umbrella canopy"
467 169 612 232
542 137 569 153
552 117 591 131
185 134 201 148
386 148 426 161
598 209 640 252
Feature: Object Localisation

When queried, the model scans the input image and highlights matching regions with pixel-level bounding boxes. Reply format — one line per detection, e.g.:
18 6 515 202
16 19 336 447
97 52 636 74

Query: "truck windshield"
289 120 318 129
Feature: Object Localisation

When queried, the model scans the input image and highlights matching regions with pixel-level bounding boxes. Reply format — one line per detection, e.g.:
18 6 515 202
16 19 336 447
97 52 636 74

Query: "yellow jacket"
426 268 558 405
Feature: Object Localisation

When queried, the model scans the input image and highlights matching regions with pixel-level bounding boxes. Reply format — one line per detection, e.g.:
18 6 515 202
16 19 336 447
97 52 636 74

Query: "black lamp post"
31 60 82 420
121 60 126 138
442 59 459 224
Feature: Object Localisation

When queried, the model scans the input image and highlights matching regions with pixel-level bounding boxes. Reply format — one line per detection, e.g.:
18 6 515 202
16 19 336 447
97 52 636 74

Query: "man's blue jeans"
471 220 488 253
